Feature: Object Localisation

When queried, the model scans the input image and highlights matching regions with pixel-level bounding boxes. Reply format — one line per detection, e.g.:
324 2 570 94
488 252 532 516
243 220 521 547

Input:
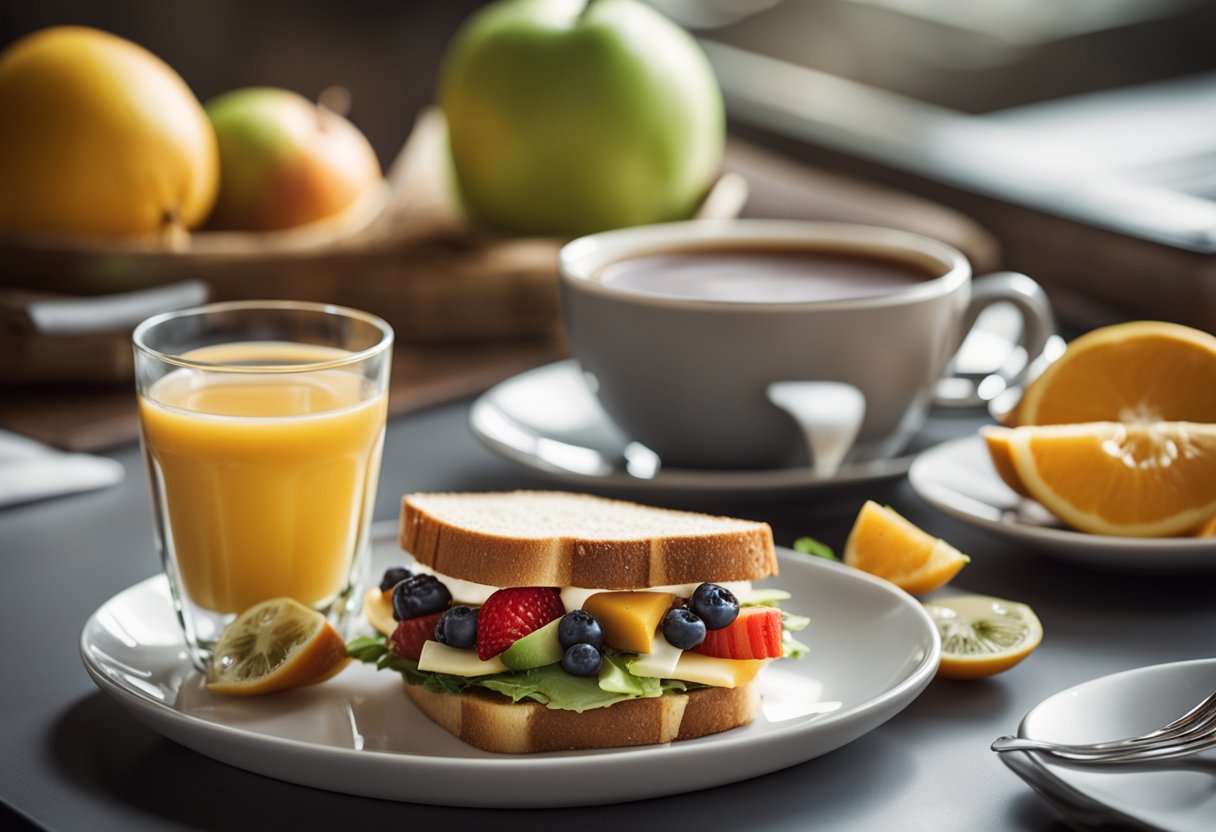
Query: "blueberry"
557 610 604 650
561 643 602 677
391 574 451 621
379 566 413 593
662 608 707 649
434 605 478 649
689 583 739 630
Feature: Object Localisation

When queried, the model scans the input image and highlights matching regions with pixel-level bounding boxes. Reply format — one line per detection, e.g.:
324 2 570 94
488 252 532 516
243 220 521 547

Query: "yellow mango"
582 591 676 654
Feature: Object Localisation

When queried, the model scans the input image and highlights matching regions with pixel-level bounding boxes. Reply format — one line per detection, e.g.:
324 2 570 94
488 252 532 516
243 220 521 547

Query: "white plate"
80 538 940 808
470 360 946 499
1009 659 1216 832
908 433 1216 571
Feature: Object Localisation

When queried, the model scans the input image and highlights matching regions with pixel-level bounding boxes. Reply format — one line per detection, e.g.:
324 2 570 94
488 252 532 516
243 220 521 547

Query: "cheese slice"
560 586 600 611
627 632 683 679
669 653 767 688
408 565 498 606
417 641 508 676
364 588 397 637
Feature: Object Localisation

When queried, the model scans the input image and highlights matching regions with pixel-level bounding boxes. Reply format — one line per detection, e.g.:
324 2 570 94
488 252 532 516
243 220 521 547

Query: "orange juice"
138 342 387 614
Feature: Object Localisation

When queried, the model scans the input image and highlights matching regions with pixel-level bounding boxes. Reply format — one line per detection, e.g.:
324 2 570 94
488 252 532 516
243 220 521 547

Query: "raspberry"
389 611 446 661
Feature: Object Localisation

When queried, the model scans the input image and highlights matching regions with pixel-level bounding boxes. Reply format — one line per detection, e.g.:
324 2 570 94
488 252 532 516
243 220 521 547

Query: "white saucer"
908 433 1216 571
79 533 939 808
1005 659 1216 832
470 360 945 498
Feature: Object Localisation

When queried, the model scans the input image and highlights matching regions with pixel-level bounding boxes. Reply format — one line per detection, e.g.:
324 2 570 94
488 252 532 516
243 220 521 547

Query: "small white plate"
80 538 940 808
1008 659 1216 832
470 360 944 499
908 433 1216 571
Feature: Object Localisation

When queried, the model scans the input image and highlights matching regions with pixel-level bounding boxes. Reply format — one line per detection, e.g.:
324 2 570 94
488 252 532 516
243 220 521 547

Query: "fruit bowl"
0 107 749 351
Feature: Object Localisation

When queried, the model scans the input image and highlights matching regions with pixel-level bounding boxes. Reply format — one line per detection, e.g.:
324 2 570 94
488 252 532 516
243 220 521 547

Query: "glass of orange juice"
133 301 392 670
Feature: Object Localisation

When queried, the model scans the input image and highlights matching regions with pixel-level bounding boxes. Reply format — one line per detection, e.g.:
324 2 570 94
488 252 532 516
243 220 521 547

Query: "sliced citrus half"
925 594 1042 680
206 597 351 696
1014 321 1216 427
1006 421 1216 537
843 500 969 595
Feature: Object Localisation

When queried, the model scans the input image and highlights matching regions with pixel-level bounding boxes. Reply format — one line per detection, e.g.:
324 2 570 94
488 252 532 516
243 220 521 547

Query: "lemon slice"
925 595 1043 680
206 597 351 696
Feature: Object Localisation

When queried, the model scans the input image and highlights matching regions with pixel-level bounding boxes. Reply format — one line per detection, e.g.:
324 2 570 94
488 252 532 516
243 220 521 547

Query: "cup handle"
933 271 1056 409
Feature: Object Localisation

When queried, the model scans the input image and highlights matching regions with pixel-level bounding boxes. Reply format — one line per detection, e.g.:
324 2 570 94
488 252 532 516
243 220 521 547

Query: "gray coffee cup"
559 219 1054 471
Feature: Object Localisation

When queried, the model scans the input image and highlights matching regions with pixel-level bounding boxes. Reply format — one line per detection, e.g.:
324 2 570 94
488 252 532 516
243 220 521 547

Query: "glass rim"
132 300 394 374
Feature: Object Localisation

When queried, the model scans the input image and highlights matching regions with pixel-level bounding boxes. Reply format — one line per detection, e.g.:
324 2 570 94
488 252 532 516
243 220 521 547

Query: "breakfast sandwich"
349 490 807 753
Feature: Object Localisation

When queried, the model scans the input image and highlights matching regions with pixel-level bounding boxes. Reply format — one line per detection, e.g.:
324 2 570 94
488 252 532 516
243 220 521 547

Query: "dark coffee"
595 245 942 303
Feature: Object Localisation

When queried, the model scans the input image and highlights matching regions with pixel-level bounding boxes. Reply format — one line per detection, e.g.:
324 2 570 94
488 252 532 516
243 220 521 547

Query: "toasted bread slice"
404 680 761 753
399 491 777 589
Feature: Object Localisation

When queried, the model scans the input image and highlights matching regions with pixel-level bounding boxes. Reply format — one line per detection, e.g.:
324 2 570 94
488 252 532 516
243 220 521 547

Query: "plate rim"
80 546 941 805
909 433 1216 562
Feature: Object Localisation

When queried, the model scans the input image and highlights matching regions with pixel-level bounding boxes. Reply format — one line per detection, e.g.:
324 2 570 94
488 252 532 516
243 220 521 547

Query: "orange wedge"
206 597 351 695
843 501 969 595
1014 321 1216 427
1005 422 1216 537
980 425 1030 497
926 595 1042 680
1197 516 1216 537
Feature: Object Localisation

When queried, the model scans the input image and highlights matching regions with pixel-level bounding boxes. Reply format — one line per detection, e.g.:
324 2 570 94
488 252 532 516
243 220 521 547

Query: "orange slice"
1014 321 1216 427
980 425 1030 497
926 595 1042 680
843 501 969 595
1006 422 1216 537
206 597 351 695
1197 516 1216 537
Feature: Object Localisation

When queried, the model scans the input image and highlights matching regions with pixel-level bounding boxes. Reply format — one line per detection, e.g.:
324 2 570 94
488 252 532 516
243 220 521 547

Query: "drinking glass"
133 301 393 670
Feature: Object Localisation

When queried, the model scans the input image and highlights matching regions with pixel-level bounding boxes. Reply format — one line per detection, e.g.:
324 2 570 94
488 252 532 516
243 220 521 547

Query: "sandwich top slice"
349 490 807 754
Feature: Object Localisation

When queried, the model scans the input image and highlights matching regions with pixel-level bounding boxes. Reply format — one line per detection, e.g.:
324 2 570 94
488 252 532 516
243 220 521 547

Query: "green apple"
204 87 381 231
439 0 724 236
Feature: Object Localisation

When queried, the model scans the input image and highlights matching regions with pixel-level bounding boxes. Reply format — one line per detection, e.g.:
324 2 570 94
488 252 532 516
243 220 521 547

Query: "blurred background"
3 0 1215 330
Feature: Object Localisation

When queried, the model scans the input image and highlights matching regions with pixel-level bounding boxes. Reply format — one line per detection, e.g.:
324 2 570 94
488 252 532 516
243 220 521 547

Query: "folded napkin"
0 428 124 509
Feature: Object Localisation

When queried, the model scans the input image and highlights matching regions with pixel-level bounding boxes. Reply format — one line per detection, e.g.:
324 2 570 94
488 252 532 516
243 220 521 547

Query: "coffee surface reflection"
595 246 940 303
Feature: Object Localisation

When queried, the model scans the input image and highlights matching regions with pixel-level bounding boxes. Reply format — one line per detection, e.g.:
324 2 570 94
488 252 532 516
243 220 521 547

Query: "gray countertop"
2 398 1212 831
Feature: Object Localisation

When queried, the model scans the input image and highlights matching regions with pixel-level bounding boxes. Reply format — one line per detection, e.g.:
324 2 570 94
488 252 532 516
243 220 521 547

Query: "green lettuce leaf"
793 536 838 560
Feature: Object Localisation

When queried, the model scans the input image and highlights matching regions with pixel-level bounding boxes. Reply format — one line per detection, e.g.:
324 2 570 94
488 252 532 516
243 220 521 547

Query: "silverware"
998 751 1151 830
992 689 1216 764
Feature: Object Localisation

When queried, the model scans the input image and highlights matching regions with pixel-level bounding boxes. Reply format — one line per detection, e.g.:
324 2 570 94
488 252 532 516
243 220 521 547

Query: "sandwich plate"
80 533 940 808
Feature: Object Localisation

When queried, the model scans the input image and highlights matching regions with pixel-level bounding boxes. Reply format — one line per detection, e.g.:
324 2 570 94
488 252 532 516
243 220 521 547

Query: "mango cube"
582 591 676 653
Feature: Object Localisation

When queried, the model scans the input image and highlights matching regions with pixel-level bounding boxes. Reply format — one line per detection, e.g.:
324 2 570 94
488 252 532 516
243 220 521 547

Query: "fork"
992 689 1216 764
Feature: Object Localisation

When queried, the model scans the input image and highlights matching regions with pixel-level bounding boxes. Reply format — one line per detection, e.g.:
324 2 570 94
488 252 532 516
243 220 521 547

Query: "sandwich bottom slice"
404 679 761 754
350 490 805 754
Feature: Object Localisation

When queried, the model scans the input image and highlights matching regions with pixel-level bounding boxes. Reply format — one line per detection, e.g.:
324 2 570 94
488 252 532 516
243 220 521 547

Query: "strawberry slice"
389 611 445 661
476 587 565 660
692 607 783 660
